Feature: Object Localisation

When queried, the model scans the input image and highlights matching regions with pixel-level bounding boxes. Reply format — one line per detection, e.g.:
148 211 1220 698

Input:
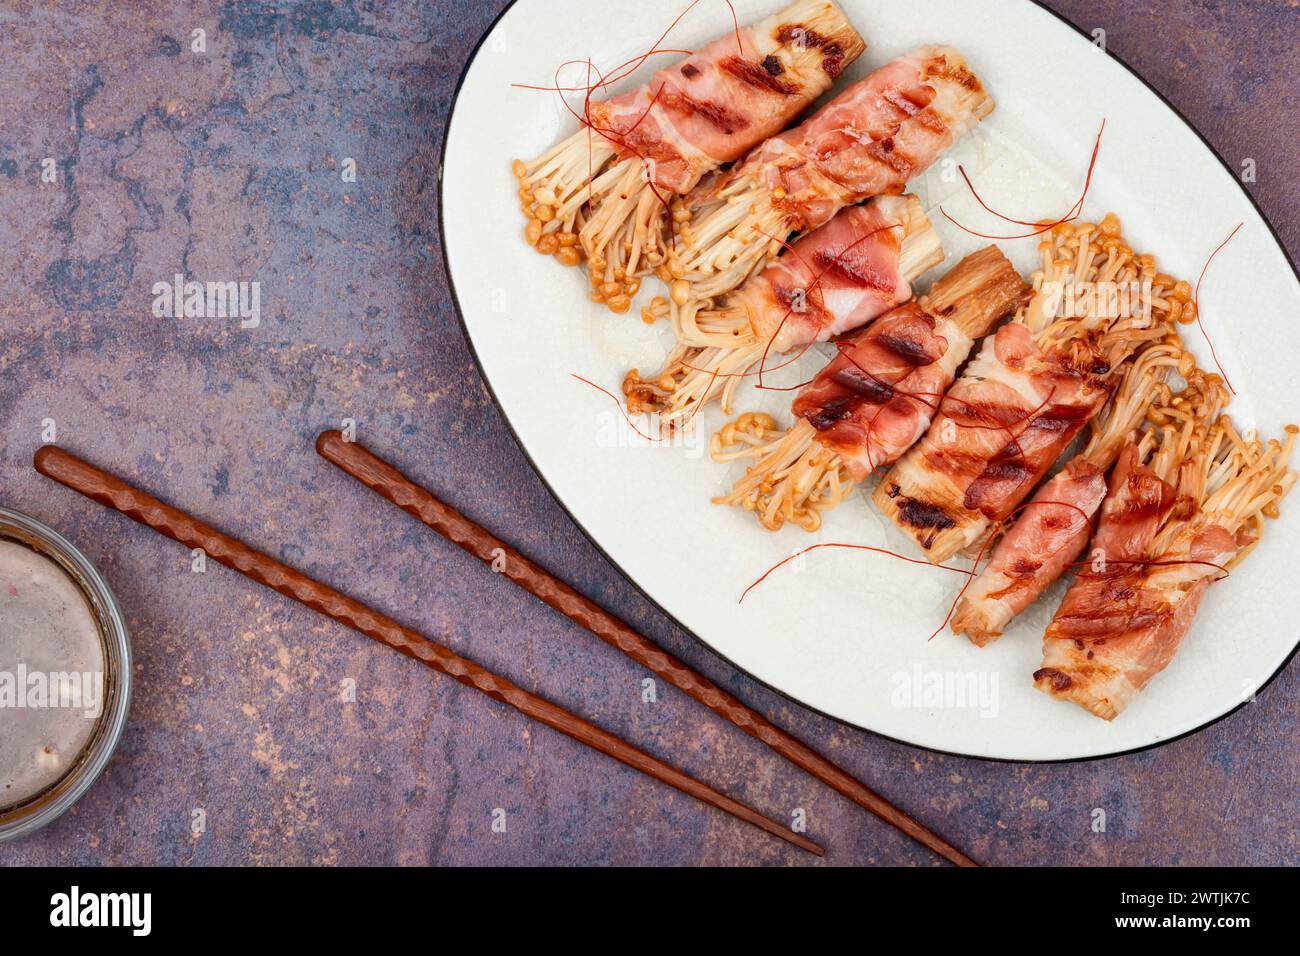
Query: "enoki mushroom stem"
667 175 791 299
711 417 854 532
1116 410 1296 578
513 137 661 313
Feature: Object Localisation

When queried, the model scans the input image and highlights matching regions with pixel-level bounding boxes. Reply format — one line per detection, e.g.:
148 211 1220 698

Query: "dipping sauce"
0 538 106 810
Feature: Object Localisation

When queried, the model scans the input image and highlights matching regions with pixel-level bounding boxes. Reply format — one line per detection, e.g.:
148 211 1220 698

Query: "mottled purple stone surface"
0 0 1295 866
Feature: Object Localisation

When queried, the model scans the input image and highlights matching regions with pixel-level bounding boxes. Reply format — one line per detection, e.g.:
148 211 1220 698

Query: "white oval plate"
441 0 1300 760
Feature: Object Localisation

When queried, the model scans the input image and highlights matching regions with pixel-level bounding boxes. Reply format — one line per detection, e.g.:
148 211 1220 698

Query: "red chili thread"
1069 556 1230 582
572 373 664 442
859 397 893 479
1192 222 1243 396
721 0 743 55
680 365 721 432
929 532 993 641
940 119 1106 241
739 543 972 605
516 0 706 99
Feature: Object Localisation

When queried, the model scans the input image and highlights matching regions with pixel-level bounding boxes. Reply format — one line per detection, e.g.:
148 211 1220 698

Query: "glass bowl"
0 507 132 842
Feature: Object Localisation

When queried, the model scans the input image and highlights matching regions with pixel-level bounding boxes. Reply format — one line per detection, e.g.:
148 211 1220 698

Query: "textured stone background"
0 0 1296 866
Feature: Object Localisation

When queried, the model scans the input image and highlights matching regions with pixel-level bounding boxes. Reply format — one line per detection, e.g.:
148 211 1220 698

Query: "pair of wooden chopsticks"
35 439 976 865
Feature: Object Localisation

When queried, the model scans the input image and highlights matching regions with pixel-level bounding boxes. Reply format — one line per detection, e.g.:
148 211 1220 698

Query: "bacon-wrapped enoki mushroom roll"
951 339 1224 644
1033 415 1297 720
514 0 864 313
624 194 943 429
874 214 1182 564
709 246 1027 531
664 45 993 303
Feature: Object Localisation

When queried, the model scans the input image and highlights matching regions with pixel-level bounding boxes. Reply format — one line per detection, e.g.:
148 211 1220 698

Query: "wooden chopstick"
315 431 979 867
33 445 823 858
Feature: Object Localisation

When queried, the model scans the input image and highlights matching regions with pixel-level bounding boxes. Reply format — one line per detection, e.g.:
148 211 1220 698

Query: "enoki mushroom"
512 82 672 313
713 415 849 531
1143 415 1298 570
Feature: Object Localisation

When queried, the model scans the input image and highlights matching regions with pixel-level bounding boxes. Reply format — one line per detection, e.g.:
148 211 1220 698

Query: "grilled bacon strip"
740 45 992 232
1035 419 1297 720
951 459 1107 645
733 195 939 352
589 0 863 194
874 321 1113 559
671 44 993 301
710 246 1026 531
625 194 942 425
515 0 864 312
951 341 1204 645
793 246 1028 477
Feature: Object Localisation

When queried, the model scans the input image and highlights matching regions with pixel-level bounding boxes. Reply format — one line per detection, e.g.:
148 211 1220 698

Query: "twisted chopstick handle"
316 431 978 867
33 444 823 858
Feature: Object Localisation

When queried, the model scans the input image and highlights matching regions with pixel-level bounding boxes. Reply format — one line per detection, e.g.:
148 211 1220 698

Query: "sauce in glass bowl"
0 538 107 809
0 508 131 841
